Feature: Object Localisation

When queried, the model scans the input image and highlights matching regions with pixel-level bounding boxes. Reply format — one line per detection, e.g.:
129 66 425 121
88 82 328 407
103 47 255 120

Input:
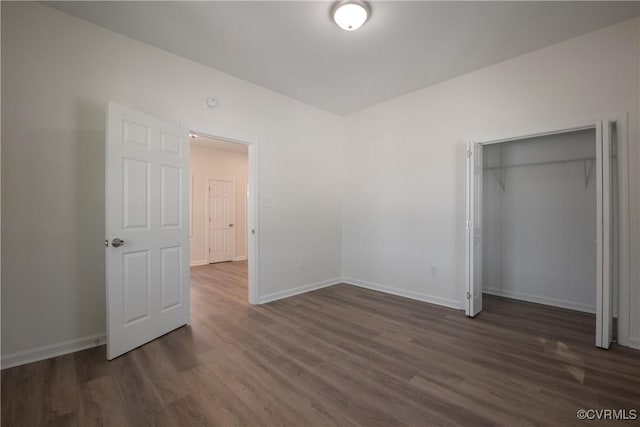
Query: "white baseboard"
258 277 342 304
342 277 463 310
233 256 247 262
483 287 596 314
1 333 106 370
628 337 640 350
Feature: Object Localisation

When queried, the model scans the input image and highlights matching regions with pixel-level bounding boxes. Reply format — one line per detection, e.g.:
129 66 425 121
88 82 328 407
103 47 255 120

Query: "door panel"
160 131 183 156
596 121 614 349
160 246 183 311
106 102 190 360
123 158 150 230
466 142 483 317
122 250 150 325
160 165 182 228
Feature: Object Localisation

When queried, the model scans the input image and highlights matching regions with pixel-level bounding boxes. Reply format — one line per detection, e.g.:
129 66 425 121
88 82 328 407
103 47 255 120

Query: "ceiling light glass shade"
333 1 369 31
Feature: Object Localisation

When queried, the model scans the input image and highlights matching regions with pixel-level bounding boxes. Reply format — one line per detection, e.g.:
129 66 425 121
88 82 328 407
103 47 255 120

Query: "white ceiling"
46 1 640 115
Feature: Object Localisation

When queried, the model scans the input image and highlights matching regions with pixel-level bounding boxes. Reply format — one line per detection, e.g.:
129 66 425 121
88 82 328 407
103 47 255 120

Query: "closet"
481 129 599 314
464 121 623 348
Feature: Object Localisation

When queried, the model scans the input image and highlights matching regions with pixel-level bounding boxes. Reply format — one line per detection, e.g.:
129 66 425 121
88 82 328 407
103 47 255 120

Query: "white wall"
343 18 639 342
1 2 343 361
2 3 639 364
190 142 248 265
482 130 597 313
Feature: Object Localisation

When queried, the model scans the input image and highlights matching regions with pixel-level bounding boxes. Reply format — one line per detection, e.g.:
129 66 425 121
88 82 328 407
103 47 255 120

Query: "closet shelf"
484 156 596 170
485 156 596 191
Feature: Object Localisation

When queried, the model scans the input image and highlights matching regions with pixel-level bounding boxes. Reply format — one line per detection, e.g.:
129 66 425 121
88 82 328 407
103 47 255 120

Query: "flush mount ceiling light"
332 0 370 31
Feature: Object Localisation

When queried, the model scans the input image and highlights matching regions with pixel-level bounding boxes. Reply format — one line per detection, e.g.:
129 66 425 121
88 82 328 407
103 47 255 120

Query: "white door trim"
614 114 630 347
475 118 598 146
468 116 630 347
206 178 236 264
190 131 260 305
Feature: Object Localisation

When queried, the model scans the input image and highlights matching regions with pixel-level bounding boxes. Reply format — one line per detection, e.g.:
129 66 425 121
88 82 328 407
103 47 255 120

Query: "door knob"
111 238 126 248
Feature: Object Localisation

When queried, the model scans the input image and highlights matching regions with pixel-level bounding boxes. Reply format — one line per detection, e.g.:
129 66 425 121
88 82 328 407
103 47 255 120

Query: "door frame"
190 131 260 305
206 178 236 264
466 115 630 347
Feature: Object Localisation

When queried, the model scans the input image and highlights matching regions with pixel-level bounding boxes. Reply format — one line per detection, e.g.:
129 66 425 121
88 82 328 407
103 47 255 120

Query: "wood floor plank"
212 315 406 426
133 339 192 404
111 352 174 426
1 359 49 426
44 354 79 421
3 260 640 426
77 376 130 427
180 365 267 427
197 333 356 427
196 349 306 427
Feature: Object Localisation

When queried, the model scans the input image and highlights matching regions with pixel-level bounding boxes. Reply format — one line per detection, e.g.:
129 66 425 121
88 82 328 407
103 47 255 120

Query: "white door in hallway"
209 179 235 263
105 102 190 360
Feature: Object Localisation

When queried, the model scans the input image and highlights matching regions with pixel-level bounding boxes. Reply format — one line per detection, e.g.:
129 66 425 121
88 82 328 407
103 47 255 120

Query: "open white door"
465 142 483 317
596 121 614 349
106 102 190 360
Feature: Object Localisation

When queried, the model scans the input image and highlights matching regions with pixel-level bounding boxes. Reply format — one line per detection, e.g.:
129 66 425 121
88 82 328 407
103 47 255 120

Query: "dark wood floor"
3 261 640 426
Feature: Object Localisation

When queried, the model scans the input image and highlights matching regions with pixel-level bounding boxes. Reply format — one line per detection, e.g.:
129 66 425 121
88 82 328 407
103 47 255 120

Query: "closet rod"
484 156 596 171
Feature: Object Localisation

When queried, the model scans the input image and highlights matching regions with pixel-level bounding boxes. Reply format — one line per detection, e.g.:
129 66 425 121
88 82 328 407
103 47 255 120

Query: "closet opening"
465 119 629 349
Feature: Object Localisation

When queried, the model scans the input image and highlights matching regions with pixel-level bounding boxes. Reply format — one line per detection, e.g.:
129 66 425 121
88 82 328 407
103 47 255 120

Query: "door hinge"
466 292 472 300
466 150 472 158
466 221 472 230
105 239 109 247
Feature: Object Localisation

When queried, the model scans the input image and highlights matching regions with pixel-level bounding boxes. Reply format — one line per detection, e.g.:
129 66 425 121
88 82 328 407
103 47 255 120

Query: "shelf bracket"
492 168 506 192
584 159 594 188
